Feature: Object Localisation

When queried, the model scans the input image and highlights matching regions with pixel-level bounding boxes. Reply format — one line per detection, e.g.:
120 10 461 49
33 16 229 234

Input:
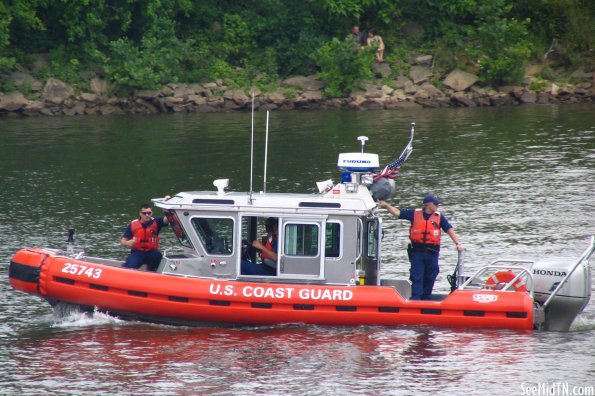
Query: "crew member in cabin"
252 217 278 268
379 195 463 300
121 202 169 271
241 217 278 276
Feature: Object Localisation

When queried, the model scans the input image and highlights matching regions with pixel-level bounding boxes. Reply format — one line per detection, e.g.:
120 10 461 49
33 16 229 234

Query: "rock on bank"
0 67 593 117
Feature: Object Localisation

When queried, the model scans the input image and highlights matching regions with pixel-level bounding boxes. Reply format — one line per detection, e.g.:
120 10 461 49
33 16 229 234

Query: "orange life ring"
485 270 527 292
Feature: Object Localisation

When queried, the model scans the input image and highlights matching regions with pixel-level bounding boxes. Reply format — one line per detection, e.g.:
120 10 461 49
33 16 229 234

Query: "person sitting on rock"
366 29 385 62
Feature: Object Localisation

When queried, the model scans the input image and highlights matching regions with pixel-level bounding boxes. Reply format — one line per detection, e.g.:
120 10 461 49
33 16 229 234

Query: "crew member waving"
379 194 463 300
121 202 169 271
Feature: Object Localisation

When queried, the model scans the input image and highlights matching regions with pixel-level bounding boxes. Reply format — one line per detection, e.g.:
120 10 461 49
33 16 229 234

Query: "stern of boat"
532 255 592 331
458 237 594 331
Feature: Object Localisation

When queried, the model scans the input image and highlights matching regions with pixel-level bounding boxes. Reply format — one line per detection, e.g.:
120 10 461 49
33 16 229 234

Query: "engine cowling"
531 257 592 331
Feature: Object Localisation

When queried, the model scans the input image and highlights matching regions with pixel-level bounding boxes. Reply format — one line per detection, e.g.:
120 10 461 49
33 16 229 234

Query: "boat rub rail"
49 273 529 319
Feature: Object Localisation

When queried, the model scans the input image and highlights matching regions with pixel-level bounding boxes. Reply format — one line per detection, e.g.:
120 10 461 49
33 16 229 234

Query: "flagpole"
374 122 415 180
398 122 414 161
408 122 415 148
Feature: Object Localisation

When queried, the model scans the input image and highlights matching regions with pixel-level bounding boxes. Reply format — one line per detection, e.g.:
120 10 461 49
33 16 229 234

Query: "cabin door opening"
363 217 382 285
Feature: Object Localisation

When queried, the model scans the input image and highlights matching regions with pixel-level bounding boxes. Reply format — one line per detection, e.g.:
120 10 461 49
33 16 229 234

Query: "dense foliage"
0 0 593 94
315 38 376 97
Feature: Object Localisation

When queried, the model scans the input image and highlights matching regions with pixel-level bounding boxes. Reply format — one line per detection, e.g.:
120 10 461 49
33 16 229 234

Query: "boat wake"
51 304 124 328
569 314 595 332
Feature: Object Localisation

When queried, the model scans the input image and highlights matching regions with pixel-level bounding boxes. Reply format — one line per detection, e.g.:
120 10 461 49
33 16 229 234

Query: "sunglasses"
141 211 153 215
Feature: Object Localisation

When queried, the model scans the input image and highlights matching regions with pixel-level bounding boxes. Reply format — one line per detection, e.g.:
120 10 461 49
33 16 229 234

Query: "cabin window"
191 217 234 255
284 223 319 257
164 210 192 248
325 222 341 258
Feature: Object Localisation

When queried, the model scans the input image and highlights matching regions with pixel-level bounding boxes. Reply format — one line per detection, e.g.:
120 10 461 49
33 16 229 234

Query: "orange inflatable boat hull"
9 248 534 330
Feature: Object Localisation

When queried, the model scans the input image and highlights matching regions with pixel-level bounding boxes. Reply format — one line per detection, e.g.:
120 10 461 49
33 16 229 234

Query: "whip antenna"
263 110 270 193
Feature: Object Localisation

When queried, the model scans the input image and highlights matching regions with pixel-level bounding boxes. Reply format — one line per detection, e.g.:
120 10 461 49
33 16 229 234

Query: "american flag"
374 136 413 181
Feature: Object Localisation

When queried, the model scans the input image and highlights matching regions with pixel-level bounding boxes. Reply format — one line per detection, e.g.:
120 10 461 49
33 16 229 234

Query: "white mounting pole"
357 136 369 153
263 110 270 193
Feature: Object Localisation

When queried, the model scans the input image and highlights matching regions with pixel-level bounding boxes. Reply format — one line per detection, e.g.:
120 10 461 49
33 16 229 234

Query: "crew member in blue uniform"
121 202 169 271
379 194 463 300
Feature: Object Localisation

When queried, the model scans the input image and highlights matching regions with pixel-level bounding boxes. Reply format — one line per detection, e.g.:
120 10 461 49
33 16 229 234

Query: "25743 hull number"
61 262 102 279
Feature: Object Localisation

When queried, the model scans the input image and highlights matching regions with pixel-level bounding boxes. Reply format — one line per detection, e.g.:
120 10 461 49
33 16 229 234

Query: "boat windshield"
164 210 193 248
191 217 234 256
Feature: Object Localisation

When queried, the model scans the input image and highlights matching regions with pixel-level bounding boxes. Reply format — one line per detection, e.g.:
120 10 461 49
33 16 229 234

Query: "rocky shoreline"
1 64 593 117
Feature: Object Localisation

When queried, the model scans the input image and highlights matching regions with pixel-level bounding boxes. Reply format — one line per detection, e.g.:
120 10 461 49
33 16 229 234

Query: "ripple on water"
1 105 594 395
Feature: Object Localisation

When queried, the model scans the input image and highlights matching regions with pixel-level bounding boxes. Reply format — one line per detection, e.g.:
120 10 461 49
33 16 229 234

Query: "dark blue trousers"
241 260 276 276
409 250 440 300
124 250 162 272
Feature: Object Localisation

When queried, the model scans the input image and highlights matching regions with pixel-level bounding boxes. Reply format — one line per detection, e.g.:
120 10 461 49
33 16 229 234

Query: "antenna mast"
249 93 255 203
263 111 270 193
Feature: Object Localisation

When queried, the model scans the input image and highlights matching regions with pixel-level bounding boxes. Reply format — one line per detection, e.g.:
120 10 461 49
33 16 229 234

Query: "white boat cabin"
154 150 385 286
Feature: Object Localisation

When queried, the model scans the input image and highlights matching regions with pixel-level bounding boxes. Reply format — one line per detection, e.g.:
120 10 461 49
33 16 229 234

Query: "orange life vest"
409 209 442 246
260 236 275 261
130 219 160 252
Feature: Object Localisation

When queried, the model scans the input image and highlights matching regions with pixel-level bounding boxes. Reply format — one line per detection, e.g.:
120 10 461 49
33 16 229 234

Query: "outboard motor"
531 256 592 331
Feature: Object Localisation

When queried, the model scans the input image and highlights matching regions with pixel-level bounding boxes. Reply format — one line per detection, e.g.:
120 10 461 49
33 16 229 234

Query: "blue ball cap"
423 194 441 205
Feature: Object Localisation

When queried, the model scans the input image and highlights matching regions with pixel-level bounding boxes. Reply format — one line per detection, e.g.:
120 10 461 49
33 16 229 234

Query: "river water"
1 104 594 395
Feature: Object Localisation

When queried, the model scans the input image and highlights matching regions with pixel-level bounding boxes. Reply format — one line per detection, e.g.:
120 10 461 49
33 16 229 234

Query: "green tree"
513 0 594 67
0 0 46 75
0 0 592 92
315 37 375 97
104 0 194 90
409 0 532 84
469 16 531 85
